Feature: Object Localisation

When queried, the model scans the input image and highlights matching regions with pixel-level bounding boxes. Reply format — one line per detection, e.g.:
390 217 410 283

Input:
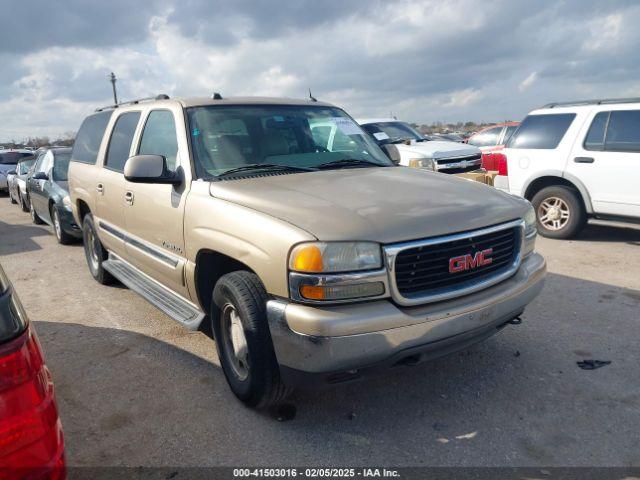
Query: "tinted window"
584 112 608 151
105 112 141 172
138 110 179 171
0 152 33 165
71 111 113 164
362 122 424 143
18 159 35 175
507 113 576 149
468 127 502 147
605 110 640 152
52 152 72 181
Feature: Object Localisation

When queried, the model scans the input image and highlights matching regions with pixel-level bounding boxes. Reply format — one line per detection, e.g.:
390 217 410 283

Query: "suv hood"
399 140 479 159
209 167 529 244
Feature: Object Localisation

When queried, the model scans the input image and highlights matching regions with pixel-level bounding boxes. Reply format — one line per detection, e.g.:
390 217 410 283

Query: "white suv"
498 98 640 238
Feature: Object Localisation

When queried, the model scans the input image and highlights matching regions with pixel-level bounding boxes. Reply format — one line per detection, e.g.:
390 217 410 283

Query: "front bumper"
267 253 546 387
57 206 83 238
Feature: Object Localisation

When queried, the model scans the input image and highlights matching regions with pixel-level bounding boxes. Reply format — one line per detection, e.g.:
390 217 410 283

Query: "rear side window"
105 112 141 172
52 152 72 181
71 111 113 164
605 110 640 152
507 113 576 149
503 125 518 144
138 110 179 171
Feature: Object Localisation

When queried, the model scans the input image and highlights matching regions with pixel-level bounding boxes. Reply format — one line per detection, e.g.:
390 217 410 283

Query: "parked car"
430 133 466 143
497 98 640 238
358 118 483 173
0 263 66 478
68 95 545 408
0 149 35 195
8 156 37 211
467 122 520 171
26 148 82 244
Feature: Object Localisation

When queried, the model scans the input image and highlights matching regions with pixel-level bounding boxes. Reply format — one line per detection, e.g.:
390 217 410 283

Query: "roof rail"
542 97 640 109
95 94 170 112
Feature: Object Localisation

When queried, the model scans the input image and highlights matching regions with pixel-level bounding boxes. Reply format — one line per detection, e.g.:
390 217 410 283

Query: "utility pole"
109 72 118 105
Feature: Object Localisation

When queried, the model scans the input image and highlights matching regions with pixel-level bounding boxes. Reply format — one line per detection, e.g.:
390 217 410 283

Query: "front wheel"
20 193 30 212
531 185 587 239
10 191 17 204
30 200 44 225
82 214 115 284
52 206 74 245
211 271 291 408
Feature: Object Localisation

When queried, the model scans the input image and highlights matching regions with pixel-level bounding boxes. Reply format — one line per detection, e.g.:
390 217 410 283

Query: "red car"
0 264 65 479
467 122 520 172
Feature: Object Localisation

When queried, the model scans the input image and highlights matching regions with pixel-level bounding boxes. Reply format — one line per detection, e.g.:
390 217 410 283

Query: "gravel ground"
1 199 639 468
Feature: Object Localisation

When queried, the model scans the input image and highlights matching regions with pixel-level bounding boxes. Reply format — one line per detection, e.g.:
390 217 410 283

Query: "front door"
567 108 640 218
28 151 51 219
95 111 142 258
123 107 191 298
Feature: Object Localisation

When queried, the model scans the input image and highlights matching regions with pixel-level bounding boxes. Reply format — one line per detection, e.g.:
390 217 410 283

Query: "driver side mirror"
124 155 181 185
32 172 48 181
7 170 17 176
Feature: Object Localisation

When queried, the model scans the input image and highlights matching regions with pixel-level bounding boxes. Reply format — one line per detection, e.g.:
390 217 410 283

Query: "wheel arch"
194 249 258 316
522 171 593 214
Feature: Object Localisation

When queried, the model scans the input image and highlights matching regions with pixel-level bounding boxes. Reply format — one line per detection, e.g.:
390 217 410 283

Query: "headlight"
289 242 386 302
62 195 73 210
522 205 537 257
408 157 435 170
289 242 382 273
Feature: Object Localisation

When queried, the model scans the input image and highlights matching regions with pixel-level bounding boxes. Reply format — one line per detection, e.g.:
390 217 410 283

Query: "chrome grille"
385 220 523 306
435 153 482 173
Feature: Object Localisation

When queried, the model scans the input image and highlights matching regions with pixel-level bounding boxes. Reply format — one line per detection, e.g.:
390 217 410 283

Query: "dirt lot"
1 199 639 467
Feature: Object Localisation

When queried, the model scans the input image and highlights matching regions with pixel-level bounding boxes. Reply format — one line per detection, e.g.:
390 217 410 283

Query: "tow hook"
507 316 523 325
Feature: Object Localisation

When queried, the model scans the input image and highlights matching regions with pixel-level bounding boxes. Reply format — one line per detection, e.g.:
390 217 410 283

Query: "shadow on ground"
0 219 51 255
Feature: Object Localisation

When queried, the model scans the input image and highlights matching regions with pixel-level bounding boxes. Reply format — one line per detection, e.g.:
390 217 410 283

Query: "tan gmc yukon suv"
68 95 546 408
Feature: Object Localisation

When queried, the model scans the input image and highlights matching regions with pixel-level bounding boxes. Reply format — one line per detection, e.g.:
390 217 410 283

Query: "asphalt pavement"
0 200 639 467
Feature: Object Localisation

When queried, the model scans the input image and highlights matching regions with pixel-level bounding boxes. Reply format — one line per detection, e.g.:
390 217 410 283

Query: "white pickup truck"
357 118 482 173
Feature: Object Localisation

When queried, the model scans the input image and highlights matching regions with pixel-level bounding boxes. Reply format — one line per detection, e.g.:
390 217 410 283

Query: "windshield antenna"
309 89 317 102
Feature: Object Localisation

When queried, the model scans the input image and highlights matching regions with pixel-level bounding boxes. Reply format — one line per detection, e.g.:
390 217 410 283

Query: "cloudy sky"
2 0 640 141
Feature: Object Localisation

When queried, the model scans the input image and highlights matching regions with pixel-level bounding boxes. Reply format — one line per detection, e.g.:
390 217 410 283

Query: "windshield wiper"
215 163 317 179
316 158 385 170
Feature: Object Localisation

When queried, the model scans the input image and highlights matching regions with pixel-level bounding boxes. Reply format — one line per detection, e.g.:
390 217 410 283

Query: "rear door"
567 107 640 217
123 107 191 297
96 111 141 258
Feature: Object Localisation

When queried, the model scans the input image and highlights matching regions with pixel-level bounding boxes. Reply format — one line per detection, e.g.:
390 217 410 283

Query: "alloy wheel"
221 303 250 381
538 196 571 231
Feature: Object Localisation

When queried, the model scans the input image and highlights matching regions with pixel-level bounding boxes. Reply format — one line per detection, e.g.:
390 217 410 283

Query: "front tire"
30 200 44 225
51 206 74 245
82 214 114 284
10 191 17 204
20 193 30 212
531 185 586 239
211 271 290 408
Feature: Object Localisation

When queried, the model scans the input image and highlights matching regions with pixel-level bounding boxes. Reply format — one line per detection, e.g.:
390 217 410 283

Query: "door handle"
124 191 134 206
574 157 595 164
96 183 104 194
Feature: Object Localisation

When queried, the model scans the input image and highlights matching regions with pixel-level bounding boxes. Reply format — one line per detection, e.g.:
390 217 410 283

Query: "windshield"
0 152 33 165
52 152 71 181
18 159 35 174
361 122 425 144
187 105 392 178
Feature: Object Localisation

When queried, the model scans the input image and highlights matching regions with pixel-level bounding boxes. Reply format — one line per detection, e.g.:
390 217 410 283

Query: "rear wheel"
211 271 291 408
30 200 44 225
82 214 114 284
531 185 586 239
51 206 74 245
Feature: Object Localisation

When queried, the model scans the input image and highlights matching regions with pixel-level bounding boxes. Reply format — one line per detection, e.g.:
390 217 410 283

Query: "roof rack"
95 94 170 112
542 97 640 109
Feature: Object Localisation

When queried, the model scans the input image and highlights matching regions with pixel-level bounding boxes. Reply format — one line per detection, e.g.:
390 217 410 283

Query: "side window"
468 127 502 147
605 110 640 152
502 125 518 144
138 110 179 171
105 112 141 172
507 113 576 150
34 153 50 173
71 111 113 164
584 112 609 151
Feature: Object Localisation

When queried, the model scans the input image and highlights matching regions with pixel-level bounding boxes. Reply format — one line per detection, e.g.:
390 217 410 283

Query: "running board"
103 254 205 330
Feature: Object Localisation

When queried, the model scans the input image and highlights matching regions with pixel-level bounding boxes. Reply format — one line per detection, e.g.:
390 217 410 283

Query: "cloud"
519 72 538 92
2 0 640 140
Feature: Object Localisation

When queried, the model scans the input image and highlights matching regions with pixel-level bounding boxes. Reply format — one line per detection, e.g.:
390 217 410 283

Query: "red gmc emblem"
449 248 493 273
